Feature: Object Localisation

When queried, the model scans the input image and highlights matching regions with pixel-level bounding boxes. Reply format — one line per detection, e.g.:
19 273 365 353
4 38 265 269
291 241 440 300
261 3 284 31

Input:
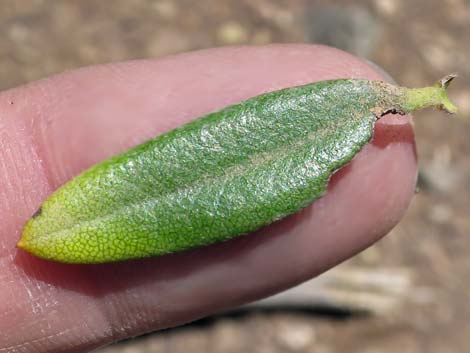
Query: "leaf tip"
16 233 30 252
17 220 36 254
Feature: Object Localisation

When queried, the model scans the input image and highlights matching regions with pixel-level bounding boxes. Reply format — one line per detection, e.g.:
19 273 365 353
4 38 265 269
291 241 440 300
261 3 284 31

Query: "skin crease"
0 45 417 352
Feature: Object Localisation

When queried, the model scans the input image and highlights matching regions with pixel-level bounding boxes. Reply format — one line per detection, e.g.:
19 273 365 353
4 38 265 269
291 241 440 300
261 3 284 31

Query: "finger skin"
0 44 417 352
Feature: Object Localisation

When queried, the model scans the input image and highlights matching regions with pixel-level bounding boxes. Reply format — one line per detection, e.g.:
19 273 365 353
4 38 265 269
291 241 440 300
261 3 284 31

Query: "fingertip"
3 45 421 352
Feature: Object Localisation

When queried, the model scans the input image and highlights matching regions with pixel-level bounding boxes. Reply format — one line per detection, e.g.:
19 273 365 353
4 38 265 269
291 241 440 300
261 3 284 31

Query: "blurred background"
1 0 469 352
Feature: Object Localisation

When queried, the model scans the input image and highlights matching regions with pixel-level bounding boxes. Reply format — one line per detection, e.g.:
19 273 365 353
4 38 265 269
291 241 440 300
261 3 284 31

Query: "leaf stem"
403 74 458 114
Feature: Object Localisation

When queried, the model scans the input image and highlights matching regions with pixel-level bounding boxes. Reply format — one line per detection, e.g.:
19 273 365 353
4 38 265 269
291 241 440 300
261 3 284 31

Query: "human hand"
0 44 417 353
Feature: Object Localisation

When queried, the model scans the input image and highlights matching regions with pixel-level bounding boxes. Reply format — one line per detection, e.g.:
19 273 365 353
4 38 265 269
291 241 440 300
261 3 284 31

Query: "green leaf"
18 77 457 263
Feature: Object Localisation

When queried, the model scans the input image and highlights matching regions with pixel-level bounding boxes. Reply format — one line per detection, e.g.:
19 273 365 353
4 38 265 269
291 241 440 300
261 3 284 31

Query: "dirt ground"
1 1 469 352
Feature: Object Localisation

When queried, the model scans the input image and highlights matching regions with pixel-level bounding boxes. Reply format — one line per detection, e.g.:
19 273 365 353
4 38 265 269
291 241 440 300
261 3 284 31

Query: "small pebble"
217 21 249 44
275 320 316 351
